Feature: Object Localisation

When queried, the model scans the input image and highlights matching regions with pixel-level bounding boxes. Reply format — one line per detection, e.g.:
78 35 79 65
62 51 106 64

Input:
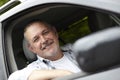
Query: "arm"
28 69 73 80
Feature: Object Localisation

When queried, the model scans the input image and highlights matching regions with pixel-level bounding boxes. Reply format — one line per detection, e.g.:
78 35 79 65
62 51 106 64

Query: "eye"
33 36 39 43
43 30 49 35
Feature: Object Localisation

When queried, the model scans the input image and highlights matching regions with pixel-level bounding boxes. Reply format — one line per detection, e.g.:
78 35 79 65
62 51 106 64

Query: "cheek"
32 44 40 51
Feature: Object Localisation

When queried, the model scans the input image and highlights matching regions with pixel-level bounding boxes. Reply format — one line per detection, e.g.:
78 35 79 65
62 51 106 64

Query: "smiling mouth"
40 41 54 51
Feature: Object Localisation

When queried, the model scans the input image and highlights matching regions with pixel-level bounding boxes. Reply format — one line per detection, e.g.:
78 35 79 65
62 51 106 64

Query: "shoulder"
8 71 19 80
8 68 33 80
8 60 41 80
27 59 44 69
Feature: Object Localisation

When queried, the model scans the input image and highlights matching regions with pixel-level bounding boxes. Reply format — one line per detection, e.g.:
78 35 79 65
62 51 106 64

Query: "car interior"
2 3 120 79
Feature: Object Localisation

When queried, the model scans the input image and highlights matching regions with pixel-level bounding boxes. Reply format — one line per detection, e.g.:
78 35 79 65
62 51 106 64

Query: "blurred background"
0 0 9 6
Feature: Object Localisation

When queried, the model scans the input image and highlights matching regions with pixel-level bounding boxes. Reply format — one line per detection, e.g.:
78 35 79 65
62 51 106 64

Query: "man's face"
25 22 61 59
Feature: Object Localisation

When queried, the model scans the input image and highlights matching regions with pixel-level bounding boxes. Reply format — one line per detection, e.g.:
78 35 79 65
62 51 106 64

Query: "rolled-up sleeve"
8 67 36 80
8 59 45 80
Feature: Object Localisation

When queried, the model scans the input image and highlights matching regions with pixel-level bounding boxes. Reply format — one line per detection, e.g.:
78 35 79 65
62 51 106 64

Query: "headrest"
73 27 120 73
23 39 37 62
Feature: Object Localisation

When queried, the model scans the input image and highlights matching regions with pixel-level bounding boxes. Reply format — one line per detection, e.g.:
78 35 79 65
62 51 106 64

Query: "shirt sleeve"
8 67 35 80
8 58 45 80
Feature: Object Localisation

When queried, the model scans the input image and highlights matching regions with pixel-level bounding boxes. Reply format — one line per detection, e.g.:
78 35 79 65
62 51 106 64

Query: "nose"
40 35 46 44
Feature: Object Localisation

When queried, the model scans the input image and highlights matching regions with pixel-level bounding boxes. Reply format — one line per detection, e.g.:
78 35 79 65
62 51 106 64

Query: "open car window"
10 4 119 70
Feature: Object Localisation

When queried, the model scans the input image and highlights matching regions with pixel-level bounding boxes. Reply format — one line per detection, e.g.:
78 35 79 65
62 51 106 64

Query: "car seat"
23 39 37 63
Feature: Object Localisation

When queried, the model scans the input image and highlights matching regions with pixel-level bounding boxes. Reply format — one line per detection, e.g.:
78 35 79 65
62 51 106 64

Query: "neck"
48 50 63 61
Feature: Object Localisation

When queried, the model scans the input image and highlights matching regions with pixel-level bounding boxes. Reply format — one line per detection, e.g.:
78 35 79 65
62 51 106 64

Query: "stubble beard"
43 45 60 60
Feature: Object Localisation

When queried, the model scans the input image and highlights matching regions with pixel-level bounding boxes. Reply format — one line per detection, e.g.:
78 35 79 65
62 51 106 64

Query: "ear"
27 43 37 54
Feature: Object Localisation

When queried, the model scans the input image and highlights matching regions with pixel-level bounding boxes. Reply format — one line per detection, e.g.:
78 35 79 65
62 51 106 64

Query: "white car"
0 0 120 80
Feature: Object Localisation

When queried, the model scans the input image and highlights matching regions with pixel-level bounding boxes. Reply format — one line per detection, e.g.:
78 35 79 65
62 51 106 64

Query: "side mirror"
73 27 120 72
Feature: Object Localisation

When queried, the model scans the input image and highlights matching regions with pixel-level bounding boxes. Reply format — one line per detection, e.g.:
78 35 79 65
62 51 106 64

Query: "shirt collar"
36 49 72 62
37 55 50 62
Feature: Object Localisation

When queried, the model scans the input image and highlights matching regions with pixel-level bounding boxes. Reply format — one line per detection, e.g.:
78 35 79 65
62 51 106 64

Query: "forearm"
28 69 73 80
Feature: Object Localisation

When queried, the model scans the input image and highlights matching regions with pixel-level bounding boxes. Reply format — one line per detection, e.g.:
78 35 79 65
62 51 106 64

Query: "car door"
0 0 120 80
0 23 8 80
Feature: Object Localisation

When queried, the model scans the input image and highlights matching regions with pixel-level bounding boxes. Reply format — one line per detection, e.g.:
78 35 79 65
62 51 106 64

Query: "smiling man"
24 21 62 61
8 19 81 80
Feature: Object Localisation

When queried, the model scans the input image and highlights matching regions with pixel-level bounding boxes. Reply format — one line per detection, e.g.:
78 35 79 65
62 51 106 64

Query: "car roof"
0 0 120 22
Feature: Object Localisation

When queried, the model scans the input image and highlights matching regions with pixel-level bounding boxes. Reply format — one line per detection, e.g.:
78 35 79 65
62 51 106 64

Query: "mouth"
40 40 54 51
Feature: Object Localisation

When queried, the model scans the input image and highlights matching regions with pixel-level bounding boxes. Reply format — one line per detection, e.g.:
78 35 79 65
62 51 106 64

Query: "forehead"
27 21 52 32
24 22 52 41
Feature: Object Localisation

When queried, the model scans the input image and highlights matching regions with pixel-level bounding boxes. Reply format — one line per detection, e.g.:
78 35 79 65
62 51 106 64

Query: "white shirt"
8 45 82 80
51 53 81 72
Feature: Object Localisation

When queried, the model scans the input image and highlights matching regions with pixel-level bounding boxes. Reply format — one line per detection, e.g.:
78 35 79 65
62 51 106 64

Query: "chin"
45 51 57 57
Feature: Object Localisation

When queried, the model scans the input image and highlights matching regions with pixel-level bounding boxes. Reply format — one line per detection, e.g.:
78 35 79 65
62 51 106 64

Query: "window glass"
59 17 91 45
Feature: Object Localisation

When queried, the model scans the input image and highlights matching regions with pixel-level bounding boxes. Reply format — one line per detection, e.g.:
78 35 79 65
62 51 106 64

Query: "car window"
2 3 120 74
59 17 91 45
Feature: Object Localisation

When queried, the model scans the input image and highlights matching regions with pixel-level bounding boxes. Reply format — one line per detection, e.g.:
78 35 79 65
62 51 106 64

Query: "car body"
0 0 120 80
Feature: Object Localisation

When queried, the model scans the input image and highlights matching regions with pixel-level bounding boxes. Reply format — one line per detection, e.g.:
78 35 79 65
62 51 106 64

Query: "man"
8 20 81 80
